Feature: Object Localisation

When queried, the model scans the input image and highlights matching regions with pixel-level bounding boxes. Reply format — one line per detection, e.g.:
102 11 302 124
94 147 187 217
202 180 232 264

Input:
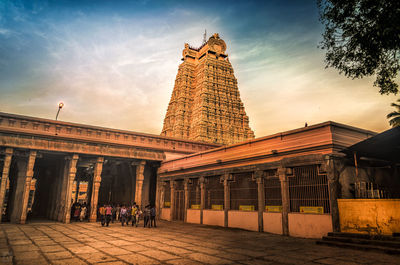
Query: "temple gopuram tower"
161 33 255 145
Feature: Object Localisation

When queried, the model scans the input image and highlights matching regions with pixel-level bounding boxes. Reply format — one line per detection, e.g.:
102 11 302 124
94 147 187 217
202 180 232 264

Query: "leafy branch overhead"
318 0 400 95
387 99 400 127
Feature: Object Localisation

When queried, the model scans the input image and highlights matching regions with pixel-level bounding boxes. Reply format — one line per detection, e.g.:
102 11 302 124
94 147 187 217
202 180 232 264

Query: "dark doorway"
30 153 64 221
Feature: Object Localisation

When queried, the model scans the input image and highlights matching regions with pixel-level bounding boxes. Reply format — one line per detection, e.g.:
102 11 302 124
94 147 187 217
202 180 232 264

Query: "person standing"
150 205 156 228
131 203 137 226
79 203 87 222
126 205 131 226
111 204 115 223
135 206 142 227
115 204 121 221
143 205 150 228
120 205 127 226
73 203 81 221
99 205 106 226
105 204 113 227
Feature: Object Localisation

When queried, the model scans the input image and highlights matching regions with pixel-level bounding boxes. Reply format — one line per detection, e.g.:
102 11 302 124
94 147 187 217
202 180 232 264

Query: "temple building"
161 33 255 145
0 112 218 224
0 33 398 239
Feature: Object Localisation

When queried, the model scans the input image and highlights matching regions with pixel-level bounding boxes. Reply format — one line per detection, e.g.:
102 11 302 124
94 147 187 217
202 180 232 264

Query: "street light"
55 102 64 120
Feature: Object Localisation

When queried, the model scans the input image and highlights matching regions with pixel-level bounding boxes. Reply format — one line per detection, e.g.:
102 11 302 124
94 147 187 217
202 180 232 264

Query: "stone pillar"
52 163 66 220
89 157 104 222
156 181 165 220
57 158 70 222
324 156 343 232
134 161 146 208
278 167 292 236
0 148 13 222
254 170 265 232
170 180 175 221
200 177 206 224
221 173 232 227
60 154 79 223
184 179 190 222
11 151 37 224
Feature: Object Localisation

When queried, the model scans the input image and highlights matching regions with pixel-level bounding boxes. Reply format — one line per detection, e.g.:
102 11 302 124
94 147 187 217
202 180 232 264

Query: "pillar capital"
277 167 292 181
64 153 79 161
96 156 104 163
199 176 207 189
183 178 192 190
220 172 233 184
93 156 104 183
170 179 176 189
321 155 346 181
252 170 264 183
136 160 146 181
4 147 13 156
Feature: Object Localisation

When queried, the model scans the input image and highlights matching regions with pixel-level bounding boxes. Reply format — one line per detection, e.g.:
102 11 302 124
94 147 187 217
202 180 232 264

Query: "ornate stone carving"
161 33 255 145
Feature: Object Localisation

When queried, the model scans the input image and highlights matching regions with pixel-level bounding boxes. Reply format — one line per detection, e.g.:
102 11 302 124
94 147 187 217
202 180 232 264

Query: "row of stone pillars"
0 148 149 224
158 162 340 234
0 148 37 224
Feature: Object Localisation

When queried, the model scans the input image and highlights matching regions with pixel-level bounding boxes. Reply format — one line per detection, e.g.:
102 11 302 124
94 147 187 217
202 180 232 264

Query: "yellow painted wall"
338 199 400 235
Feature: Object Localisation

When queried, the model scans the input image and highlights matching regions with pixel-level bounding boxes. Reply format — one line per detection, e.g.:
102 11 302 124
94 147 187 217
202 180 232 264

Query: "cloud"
0 0 396 140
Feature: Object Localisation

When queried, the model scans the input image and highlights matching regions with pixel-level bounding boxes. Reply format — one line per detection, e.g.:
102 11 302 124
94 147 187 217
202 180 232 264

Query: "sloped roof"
345 126 400 162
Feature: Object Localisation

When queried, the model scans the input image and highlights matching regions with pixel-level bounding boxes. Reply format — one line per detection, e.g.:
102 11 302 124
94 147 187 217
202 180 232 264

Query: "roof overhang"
344 127 400 163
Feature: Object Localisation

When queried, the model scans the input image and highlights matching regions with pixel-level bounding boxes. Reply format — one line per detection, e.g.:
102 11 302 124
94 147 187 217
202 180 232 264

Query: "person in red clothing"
105 204 113 227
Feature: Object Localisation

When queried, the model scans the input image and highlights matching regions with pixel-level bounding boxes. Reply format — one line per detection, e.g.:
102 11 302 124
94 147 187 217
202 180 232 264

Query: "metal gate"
289 165 330 213
173 190 184 221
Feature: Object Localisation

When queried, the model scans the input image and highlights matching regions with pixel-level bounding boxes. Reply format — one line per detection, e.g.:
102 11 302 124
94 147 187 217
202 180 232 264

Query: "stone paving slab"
1 220 400 264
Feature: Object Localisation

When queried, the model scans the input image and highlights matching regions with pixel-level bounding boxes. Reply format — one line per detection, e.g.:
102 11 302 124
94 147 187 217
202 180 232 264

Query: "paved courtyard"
0 220 399 265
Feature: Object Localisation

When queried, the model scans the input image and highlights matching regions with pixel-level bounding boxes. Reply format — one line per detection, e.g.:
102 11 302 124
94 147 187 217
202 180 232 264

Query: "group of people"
98 203 156 228
71 202 88 222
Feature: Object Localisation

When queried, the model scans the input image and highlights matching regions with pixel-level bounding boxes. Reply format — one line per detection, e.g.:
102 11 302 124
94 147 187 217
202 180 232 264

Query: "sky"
0 0 397 137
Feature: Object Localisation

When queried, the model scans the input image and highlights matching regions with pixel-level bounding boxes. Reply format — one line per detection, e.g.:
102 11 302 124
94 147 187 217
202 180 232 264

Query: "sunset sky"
0 0 397 137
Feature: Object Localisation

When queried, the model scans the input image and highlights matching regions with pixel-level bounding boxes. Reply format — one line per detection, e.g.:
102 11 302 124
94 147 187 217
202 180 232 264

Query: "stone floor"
0 220 399 265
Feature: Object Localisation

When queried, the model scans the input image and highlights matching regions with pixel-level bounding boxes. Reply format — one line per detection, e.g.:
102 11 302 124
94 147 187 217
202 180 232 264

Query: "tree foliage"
387 99 400 127
318 0 400 95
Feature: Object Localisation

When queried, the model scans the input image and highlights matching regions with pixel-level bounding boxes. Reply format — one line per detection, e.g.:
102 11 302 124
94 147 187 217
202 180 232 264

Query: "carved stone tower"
161 33 255 145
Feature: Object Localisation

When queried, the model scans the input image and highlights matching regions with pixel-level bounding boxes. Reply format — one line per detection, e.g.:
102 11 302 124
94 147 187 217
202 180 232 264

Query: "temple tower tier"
161 33 255 145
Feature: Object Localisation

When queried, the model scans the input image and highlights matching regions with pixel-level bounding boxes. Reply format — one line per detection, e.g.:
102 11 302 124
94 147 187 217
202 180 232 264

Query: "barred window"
264 171 282 207
188 179 200 208
205 176 224 210
230 172 257 211
289 165 330 213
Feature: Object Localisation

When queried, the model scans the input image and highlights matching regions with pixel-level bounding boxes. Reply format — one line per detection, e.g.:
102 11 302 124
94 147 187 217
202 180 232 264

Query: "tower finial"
203 29 207 44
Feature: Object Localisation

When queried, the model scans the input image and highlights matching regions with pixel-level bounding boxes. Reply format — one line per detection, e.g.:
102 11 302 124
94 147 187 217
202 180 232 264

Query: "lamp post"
55 102 64 120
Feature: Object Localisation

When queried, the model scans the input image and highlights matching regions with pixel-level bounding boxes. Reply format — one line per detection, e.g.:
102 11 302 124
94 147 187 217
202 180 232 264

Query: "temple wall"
186 209 200 224
338 199 400 235
160 208 171 221
228 211 258 232
263 212 282 235
288 213 332 238
203 210 224 227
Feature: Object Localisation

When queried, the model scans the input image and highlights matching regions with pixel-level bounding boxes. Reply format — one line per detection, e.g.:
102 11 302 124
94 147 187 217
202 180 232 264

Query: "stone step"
322 236 400 249
327 232 400 241
316 240 400 255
